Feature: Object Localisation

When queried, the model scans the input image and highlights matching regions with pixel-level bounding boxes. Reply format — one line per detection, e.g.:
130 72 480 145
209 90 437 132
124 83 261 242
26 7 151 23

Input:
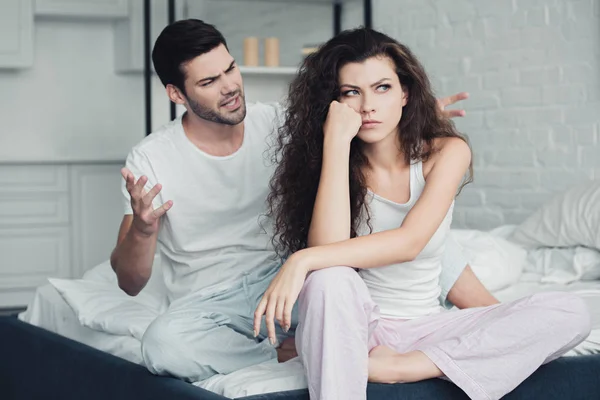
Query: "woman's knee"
301 266 364 297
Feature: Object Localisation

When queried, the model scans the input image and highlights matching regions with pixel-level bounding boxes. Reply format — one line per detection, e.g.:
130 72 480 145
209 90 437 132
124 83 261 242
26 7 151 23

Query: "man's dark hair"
152 19 228 95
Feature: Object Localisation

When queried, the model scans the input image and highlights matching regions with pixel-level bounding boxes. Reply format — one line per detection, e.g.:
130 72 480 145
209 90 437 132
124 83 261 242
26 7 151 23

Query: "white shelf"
239 66 298 76
204 0 356 4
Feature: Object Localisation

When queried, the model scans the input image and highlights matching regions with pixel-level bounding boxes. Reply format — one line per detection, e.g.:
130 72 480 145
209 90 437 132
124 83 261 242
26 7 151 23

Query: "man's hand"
122 167 172 237
437 92 469 118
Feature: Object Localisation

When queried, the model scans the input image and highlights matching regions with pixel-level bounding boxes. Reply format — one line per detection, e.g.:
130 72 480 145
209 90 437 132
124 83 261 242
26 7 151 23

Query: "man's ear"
166 84 186 105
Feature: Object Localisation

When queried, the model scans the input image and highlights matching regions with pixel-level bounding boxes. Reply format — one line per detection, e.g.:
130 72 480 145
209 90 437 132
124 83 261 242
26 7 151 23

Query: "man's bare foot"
368 345 443 384
277 337 298 362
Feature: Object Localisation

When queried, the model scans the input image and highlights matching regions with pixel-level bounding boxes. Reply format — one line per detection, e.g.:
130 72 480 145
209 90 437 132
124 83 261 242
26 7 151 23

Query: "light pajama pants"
296 267 592 400
140 235 468 382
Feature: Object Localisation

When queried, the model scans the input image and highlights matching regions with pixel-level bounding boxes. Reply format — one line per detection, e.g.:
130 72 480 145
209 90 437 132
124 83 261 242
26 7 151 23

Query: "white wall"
374 0 600 229
0 18 170 163
0 0 343 307
0 0 351 163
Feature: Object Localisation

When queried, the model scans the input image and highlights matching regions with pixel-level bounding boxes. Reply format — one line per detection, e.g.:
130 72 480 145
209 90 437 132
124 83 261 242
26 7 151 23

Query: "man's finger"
439 91 469 107
151 200 173 219
131 175 148 198
125 174 135 192
143 184 162 207
121 168 129 180
121 169 135 192
443 109 466 118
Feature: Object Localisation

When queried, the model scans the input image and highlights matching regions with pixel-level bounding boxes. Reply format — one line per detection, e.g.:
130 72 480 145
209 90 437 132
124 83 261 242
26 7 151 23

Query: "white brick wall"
373 0 600 229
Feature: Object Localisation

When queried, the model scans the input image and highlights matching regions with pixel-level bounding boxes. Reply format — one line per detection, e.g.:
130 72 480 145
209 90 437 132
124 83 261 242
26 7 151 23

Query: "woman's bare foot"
368 345 443 384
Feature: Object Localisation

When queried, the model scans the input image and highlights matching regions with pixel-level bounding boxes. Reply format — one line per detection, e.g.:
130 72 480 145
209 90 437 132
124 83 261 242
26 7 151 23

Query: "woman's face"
337 55 407 145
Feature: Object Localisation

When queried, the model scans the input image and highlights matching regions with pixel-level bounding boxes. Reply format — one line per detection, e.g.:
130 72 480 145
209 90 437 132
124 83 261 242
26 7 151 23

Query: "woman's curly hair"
268 27 472 257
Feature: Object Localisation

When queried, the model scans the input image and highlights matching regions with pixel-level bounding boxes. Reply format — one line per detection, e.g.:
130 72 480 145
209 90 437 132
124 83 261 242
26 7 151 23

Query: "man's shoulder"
246 101 285 127
130 118 182 157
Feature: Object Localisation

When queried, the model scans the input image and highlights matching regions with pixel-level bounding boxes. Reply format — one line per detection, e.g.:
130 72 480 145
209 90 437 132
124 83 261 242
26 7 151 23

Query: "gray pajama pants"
141 267 297 382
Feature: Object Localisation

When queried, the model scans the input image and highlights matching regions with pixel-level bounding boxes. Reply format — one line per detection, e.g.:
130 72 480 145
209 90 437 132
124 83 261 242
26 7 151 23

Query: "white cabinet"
0 0 34 69
0 163 124 308
69 164 124 278
0 165 70 307
34 0 129 19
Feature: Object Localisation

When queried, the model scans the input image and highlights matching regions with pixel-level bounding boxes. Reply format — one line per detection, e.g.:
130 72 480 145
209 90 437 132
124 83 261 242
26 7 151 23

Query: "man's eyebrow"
196 61 236 85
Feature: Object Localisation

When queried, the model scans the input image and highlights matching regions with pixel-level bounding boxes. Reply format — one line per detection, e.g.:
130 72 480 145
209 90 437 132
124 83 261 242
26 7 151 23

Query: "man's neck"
182 112 244 157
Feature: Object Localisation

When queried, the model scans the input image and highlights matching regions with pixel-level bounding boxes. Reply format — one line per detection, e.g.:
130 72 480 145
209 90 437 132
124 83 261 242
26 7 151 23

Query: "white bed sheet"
18 283 143 365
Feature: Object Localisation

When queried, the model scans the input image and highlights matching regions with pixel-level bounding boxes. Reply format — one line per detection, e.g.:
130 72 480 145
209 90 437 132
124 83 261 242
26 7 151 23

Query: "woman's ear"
402 86 409 107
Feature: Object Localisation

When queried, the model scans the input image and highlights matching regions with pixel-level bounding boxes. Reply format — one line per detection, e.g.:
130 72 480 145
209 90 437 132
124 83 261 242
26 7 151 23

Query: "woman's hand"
323 101 363 143
253 252 311 345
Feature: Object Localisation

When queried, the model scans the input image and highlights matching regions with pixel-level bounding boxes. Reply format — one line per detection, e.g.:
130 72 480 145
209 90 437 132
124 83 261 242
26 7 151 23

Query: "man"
110 19 497 382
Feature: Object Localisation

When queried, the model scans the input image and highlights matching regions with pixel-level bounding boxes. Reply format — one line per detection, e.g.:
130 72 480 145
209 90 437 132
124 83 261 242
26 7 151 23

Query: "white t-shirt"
122 103 283 301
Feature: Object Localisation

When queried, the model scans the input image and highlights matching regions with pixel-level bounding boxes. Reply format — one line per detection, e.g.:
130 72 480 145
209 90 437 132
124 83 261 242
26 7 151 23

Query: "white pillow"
510 180 600 250
82 254 169 303
49 255 169 340
49 278 164 340
449 227 526 291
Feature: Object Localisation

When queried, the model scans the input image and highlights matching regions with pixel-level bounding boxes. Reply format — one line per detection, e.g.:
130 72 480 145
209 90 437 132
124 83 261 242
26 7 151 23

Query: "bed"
3 180 600 399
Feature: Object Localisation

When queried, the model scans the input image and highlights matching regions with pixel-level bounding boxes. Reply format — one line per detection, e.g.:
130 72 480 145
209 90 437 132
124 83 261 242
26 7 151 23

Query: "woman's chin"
357 129 388 145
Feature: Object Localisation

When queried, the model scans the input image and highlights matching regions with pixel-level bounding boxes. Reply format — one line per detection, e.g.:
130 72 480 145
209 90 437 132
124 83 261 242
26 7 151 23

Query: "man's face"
180 44 246 125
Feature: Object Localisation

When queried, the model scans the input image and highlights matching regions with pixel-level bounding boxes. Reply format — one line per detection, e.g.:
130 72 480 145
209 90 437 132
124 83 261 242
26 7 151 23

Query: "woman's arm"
307 101 362 247
308 92 469 247
448 265 500 308
298 137 472 272
254 137 472 340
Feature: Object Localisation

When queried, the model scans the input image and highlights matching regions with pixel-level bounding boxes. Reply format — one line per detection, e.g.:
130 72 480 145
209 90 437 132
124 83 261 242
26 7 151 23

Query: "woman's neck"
362 132 405 173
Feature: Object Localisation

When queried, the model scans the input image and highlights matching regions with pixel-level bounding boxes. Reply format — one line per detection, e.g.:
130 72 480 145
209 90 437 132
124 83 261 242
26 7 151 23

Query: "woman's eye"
376 84 391 92
342 89 359 96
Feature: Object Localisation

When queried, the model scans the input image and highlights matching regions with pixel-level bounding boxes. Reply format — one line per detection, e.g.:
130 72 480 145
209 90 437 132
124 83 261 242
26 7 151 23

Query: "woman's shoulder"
422 137 471 178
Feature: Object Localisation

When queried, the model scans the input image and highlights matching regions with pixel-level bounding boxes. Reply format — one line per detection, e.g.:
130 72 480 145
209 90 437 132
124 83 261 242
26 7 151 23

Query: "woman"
254 28 591 400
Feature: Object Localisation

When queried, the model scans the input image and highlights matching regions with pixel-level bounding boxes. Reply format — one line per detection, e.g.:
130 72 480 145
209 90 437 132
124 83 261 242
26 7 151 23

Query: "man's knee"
141 315 217 381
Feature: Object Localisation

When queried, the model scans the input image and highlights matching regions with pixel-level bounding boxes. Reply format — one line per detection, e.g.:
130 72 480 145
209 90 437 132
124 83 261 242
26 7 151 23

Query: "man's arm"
447 265 499 309
110 214 158 296
110 167 172 296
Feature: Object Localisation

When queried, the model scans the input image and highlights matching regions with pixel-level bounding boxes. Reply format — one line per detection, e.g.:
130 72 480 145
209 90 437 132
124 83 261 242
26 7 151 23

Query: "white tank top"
358 161 454 319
